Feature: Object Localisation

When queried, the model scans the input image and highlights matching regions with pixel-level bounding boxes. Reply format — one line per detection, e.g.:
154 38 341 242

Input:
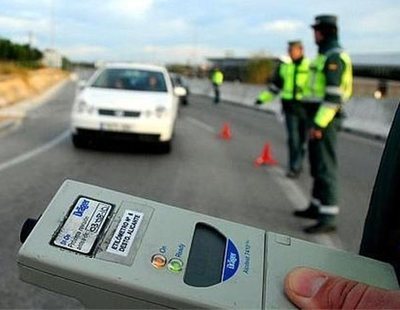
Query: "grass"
0 61 45 78
0 62 29 79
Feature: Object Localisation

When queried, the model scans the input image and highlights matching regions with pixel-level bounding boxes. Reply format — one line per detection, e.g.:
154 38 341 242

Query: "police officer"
294 15 353 233
256 41 310 178
211 67 224 104
286 103 400 307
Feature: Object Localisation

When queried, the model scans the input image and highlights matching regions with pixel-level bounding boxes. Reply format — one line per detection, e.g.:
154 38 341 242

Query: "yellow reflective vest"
304 50 352 103
280 58 310 101
303 48 353 128
212 70 224 85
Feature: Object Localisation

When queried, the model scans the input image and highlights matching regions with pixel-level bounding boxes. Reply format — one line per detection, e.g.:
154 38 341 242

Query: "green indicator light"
168 258 183 273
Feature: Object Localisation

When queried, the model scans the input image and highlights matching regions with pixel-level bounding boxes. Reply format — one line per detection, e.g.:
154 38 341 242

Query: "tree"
0 38 43 62
245 57 275 84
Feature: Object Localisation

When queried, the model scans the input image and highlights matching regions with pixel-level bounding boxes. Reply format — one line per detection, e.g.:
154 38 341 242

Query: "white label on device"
54 197 113 254
106 210 144 257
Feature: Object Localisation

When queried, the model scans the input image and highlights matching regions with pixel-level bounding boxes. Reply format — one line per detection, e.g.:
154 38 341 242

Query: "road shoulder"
0 77 71 134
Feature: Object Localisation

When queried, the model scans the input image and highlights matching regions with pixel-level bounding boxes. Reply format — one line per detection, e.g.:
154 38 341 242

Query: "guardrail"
188 78 399 140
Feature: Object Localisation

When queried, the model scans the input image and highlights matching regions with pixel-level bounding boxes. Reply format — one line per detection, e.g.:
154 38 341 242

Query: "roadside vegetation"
0 38 72 73
0 62 35 84
245 57 275 84
0 38 43 69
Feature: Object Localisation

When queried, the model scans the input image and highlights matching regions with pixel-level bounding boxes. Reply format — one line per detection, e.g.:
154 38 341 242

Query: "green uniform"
293 15 353 233
257 57 310 173
211 70 223 103
304 38 353 221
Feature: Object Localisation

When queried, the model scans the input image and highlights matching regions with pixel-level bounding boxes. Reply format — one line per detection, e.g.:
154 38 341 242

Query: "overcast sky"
0 0 399 64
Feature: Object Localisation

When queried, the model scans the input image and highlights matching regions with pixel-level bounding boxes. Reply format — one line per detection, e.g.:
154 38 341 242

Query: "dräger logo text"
73 199 90 217
226 252 238 270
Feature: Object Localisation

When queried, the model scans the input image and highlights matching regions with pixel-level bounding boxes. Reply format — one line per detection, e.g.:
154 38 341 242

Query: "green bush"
0 38 43 63
245 58 275 84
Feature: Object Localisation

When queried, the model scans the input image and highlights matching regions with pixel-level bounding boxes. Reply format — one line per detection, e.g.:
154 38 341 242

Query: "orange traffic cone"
254 143 278 166
219 122 232 140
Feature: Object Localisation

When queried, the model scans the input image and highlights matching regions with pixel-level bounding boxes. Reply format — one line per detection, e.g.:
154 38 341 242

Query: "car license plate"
101 123 133 132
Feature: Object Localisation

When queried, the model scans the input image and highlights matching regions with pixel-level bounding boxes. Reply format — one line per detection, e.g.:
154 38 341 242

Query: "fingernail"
287 267 328 298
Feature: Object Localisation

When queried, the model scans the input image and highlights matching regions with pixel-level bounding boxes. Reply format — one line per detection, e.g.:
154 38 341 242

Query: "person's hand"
310 128 323 140
285 267 400 309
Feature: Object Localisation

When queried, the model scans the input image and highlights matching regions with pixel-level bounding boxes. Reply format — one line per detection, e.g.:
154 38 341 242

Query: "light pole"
50 0 55 49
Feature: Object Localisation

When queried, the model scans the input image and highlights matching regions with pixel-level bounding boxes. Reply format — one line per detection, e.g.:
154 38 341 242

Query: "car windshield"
91 68 168 92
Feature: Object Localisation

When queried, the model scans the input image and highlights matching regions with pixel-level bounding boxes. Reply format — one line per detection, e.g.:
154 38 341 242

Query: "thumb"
284 267 400 309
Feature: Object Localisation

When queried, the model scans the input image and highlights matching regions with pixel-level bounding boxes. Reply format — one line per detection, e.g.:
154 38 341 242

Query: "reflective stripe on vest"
279 58 310 101
340 52 353 101
314 103 339 128
304 49 353 103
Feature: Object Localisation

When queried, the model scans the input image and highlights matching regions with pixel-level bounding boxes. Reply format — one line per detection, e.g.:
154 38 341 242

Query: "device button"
168 258 183 273
151 254 167 269
20 218 39 243
274 234 291 246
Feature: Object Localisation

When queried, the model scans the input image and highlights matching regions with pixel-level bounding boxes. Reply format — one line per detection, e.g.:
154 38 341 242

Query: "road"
0 79 385 308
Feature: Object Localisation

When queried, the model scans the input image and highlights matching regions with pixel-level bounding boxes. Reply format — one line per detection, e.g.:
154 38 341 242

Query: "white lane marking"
0 130 69 173
271 167 308 210
184 116 216 133
0 120 22 138
270 166 343 250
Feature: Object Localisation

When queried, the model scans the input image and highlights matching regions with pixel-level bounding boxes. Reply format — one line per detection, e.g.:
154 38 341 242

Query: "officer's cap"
311 15 338 29
288 40 303 47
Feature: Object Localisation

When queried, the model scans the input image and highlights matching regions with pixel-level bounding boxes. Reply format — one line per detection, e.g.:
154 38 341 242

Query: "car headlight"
76 100 96 114
143 106 169 118
155 106 168 118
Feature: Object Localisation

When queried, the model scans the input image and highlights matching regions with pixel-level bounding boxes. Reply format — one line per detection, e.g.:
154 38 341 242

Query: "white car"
71 63 185 152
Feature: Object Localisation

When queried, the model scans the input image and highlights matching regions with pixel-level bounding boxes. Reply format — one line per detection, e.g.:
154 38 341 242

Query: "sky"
0 0 399 64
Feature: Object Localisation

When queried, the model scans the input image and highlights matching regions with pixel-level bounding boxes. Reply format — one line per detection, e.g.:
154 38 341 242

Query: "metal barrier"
188 78 399 140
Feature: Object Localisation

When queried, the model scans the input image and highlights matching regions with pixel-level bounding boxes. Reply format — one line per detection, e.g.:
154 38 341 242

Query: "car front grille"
98 109 141 118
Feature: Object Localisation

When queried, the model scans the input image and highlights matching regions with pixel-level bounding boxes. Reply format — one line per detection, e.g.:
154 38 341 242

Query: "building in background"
42 49 62 68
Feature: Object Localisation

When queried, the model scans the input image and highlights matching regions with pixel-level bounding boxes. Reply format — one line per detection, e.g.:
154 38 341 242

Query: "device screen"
184 223 226 287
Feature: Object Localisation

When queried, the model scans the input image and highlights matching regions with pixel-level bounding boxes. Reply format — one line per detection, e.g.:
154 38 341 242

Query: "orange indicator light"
151 254 167 269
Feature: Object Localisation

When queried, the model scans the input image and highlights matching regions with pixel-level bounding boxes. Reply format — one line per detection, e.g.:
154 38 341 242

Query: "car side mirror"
77 80 87 91
174 86 187 97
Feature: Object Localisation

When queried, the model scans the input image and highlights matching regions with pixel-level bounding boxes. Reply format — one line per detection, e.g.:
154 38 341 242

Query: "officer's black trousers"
284 109 308 172
309 117 341 206
213 84 220 103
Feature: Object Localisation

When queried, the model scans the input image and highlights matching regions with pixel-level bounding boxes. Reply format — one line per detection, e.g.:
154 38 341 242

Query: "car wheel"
159 140 172 154
72 134 87 148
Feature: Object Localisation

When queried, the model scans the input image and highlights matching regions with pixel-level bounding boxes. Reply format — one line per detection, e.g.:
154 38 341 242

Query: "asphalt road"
0 80 385 308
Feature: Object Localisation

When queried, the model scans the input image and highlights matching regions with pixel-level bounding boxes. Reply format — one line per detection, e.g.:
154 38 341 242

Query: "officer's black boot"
293 203 319 219
304 215 337 234
286 168 302 179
